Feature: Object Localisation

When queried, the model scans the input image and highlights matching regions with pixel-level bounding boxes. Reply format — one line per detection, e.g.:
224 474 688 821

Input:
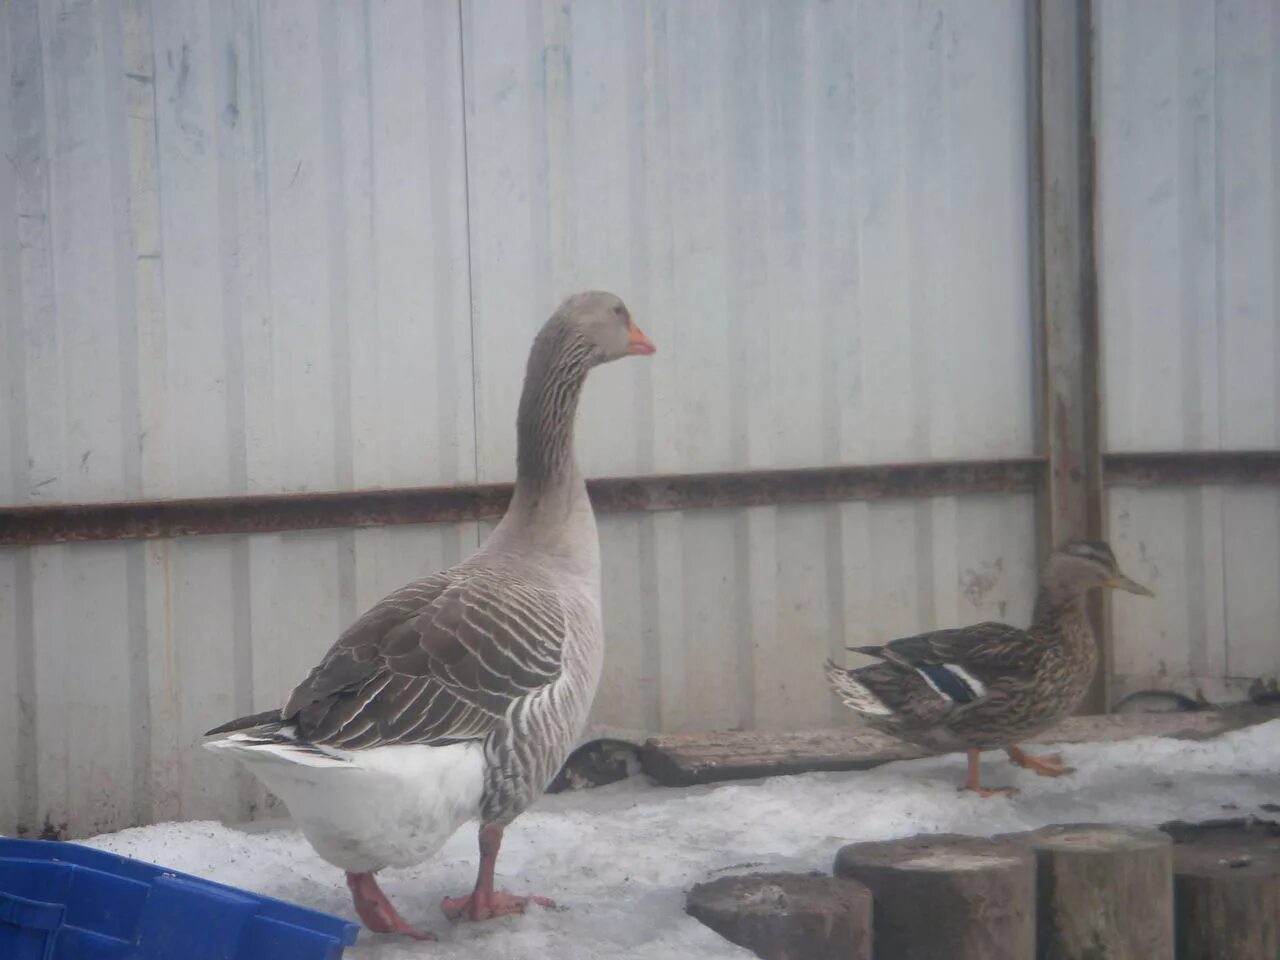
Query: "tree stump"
1170 825 1280 959
833 834 1034 960
1013 823 1173 960
685 872 872 960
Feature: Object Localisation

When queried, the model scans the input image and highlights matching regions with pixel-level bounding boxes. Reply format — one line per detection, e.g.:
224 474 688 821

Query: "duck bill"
626 323 656 356
1108 572 1154 597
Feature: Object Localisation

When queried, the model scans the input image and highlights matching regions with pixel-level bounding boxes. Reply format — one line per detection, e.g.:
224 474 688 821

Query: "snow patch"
78 722 1280 959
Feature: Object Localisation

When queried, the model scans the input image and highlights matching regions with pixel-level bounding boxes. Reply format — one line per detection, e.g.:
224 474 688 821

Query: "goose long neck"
513 326 592 501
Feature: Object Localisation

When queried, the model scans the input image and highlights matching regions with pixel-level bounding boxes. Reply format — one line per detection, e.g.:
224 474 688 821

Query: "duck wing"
849 622 1032 706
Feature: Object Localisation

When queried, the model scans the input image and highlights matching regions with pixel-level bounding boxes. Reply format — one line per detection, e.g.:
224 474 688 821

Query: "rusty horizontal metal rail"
0 450 1275 546
1102 450 1280 488
0 458 1043 545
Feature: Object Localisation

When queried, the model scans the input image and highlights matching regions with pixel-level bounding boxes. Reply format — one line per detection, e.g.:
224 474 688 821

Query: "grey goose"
204 291 655 939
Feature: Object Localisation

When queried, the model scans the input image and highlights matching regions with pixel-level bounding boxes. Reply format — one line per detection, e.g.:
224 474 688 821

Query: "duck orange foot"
958 748 1019 797
1005 745 1074 777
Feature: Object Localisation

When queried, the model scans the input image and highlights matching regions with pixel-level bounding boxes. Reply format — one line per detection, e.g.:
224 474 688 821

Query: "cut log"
833 834 1034 960
1167 820 1280 959
1012 823 1173 959
640 705 1280 787
685 872 872 960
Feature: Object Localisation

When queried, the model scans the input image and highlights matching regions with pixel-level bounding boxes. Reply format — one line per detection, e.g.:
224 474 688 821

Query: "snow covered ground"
85 722 1280 959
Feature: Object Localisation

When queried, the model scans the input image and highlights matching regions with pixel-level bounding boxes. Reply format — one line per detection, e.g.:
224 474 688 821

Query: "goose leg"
345 872 435 940
1005 744 1074 777
441 824 557 922
957 748 1019 798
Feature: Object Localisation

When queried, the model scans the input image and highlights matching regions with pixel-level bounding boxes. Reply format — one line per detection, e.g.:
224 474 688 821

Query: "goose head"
543 291 655 368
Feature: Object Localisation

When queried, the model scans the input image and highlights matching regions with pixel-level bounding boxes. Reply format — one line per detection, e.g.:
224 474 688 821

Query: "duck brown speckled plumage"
825 540 1153 796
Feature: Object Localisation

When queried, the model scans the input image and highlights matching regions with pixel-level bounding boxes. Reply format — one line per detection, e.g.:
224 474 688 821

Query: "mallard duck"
204 292 655 939
824 540 1153 796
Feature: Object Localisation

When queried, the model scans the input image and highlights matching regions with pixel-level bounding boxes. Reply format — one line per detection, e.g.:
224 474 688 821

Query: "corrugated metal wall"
3 0 1276 839
0 0 1037 836
1095 0 1280 704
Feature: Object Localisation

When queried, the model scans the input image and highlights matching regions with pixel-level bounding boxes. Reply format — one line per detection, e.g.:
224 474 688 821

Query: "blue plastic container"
0 838 359 959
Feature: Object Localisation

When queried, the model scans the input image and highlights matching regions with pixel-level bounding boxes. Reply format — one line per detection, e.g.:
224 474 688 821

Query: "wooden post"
1172 832 1280 959
1013 823 1174 959
685 872 872 960
834 834 1034 960
1030 0 1107 713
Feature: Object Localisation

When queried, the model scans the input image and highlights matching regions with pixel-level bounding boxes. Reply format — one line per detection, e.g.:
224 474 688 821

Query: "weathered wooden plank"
640 706 1280 787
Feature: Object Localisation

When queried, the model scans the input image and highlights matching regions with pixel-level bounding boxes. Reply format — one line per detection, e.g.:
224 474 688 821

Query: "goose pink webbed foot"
345 871 435 940
441 824 557 922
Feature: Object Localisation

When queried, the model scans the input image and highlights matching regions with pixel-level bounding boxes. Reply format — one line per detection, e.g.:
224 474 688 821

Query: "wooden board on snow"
640 705 1280 787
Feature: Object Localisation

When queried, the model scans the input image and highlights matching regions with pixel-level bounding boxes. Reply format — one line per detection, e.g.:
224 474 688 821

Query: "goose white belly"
206 736 485 874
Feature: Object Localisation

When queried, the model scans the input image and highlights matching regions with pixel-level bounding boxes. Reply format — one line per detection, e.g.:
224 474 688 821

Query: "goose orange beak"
626 323 656 355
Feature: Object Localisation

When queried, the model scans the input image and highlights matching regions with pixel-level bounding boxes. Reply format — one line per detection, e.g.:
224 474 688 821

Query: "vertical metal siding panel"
679 510 746 731
462 0 548 485
11 1 146 838
0 550 27 831
1107 487 1226 691
661 3 738 727
259 3 335 494
763 505 834 730
247 531 346 713
123 0 171 504
28 547 68 833
43 0 128 505
652 511 688 731
811 2 873 725
141 0 243 827
0 1 19 507
165 538 241 821
637 3 685 733
1098 0 1278 700
661 2 734 475
956 494 1038 628
12 2 60 507
562 0 644 480
6 0 55 508
1217 1 1280 689
150 0 233 498
359 0 473 491
29 545 137 837
572 1 662 735
943 0 1034 459
1222 489 1280 680
1218 0 1278 449
242 10 355 799
724 4 775 731
138 540 180 824
1096 1 1186 454
591 515 649 735
853 1 915 464
866 502 930 642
